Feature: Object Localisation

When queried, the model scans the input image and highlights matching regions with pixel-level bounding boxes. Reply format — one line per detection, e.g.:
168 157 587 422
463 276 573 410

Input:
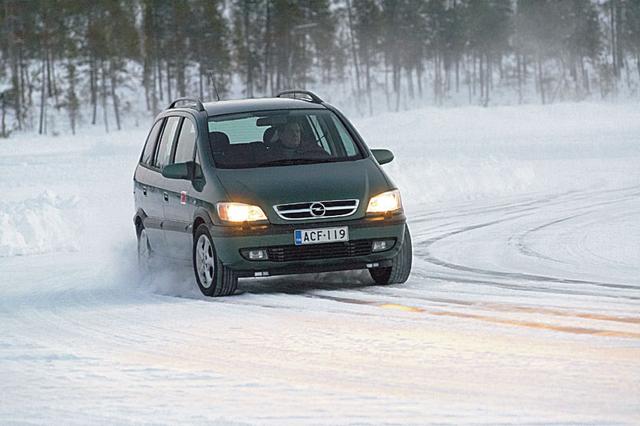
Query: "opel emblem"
310 202 326 217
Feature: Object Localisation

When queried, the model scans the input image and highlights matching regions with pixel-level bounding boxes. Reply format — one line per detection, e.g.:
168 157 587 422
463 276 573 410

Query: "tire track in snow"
415 185 640 293
509 192 640 267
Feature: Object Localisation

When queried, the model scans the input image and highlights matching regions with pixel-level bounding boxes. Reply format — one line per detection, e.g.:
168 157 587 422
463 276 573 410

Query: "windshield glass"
207 109 364 169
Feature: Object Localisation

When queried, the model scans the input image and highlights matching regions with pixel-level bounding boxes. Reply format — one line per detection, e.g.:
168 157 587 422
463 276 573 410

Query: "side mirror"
162 161 194 180
371 149 394 165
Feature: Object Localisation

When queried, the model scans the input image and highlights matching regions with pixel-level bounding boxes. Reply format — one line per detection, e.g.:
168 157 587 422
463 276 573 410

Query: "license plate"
294 227 349 245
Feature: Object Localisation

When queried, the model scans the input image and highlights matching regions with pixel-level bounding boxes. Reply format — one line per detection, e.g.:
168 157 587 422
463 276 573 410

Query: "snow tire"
136 224 153 276
193 224 238 297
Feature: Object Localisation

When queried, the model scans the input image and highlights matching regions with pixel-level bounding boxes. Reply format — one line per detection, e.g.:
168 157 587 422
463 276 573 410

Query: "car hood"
215 158 391 224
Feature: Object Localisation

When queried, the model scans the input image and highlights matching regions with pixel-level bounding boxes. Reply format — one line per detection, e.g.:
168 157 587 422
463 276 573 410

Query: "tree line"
0 0 639 137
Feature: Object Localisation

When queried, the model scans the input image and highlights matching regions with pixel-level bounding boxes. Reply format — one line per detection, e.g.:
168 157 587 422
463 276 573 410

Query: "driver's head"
280 122 301 149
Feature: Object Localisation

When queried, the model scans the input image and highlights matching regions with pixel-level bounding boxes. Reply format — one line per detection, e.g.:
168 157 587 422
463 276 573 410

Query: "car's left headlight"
366 189 402 214
217 202 268 222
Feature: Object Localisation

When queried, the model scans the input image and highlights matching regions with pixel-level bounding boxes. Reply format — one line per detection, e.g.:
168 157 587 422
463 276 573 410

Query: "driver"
268 122 328 159
280 122 303 150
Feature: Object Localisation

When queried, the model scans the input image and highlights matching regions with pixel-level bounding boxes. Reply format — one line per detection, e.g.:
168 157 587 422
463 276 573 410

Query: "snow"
1 102 639 424
0 191 81 257
355 102 640 205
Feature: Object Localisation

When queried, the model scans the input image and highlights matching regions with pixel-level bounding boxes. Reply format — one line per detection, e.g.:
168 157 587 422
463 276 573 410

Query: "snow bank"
0 191 81 257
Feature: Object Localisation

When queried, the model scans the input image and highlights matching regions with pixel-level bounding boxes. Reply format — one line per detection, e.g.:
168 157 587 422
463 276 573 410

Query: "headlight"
217 202 268 222
366 190 402 214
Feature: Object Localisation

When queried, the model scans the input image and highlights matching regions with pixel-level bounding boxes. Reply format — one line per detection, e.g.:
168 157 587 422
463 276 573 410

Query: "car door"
162 116 199 260
150 115 182 255
134 118 166 252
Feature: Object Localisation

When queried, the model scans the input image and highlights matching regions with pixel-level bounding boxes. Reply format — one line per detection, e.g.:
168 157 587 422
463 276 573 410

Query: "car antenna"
206 70 221 101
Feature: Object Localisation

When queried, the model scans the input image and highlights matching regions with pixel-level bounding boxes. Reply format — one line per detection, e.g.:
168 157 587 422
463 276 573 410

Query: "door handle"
142 186 147 196
163 192 169 202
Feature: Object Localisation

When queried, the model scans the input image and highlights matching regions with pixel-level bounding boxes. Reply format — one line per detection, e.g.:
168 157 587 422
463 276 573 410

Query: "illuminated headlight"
217 202 268 222
366 190 402 214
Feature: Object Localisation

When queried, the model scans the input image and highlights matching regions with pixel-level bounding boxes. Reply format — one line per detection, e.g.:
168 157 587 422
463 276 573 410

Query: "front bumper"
211 213 406 277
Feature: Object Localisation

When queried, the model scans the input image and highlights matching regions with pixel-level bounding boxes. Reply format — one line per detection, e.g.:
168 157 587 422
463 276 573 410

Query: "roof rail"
276 90 323 104
168 97 205 112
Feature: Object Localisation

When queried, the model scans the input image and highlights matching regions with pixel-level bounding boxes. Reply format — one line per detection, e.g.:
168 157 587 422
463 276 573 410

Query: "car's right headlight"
366 189 402 214
217 202 268 222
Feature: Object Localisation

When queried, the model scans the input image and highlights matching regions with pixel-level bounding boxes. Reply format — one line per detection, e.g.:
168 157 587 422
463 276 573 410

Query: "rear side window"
173 119 197 164
154 116 181 168
140 120 163 166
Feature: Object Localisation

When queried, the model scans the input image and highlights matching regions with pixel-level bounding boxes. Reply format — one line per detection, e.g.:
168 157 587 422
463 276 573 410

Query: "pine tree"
232 0 266 97
352 0 382 113
191 0 232 100
620 0 640 82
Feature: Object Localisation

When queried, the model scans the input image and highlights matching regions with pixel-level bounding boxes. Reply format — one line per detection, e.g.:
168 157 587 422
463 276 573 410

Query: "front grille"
267 239 376 262
274 199 359 220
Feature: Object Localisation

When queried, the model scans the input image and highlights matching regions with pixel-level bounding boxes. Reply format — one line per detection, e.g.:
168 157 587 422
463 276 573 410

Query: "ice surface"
0 103 639 424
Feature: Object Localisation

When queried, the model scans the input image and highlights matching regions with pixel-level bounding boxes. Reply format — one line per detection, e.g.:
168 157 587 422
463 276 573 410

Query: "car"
133 90 412 296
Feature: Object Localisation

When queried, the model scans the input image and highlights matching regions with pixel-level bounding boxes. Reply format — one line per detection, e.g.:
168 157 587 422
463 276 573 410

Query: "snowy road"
1 104 639 424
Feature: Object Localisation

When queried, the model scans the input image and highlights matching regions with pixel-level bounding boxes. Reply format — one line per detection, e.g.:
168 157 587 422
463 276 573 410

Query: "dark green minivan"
133 90 412 296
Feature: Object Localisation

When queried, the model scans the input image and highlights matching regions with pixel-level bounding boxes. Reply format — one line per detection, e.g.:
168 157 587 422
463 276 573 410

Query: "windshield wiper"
255 158 334 167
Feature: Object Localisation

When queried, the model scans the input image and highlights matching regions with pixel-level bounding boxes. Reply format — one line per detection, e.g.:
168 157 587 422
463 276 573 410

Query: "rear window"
210 116 264 145
207 109 363 169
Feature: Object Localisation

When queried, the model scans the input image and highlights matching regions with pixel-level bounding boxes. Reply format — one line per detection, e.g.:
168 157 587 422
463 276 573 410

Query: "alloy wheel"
195 234 215 289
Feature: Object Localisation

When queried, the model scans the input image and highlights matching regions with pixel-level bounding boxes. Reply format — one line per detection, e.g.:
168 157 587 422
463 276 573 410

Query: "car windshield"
207 109 364 169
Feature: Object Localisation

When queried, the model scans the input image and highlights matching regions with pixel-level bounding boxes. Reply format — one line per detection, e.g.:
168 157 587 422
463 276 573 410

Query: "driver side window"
173 119 197 164
307 115 332 154
140 119 164 166
154 116 181 169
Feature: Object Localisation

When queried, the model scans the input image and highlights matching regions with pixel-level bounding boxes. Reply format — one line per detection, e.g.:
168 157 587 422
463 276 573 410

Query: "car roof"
202 97 326 117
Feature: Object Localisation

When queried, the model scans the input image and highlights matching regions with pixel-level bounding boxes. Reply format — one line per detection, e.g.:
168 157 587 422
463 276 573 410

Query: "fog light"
247 249 268 260
372 239 394 252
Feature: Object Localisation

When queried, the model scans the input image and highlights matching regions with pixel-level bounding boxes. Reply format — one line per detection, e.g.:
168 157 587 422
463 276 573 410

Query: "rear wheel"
137 226 152 275
369 224 413 285
193 224 238 297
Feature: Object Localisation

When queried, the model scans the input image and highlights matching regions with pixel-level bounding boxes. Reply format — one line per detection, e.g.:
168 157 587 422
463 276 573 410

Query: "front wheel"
369 224 413 285
193 224 238 297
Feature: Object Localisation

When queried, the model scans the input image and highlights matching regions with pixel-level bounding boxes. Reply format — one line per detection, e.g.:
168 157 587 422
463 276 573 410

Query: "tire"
137 225 153 276
369 224 413 285
193 224 238 297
